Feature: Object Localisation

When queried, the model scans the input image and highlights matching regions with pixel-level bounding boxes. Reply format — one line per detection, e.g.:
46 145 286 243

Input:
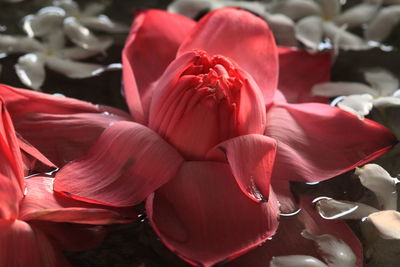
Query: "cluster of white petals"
316 164 400 239
169 0 400 50
269 230 356 267
312 68 400 119
0 0 127 90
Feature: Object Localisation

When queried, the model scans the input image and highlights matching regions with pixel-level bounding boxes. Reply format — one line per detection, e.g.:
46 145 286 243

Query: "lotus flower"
0 7 395 267
0 99 135 266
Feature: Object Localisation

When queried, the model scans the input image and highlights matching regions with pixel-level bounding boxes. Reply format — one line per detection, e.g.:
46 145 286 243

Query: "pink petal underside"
206 134 277 202
226 197 363 267
0 84 131 167
19 176 136 224
178 8 278 106
265 103 395 182
122 9 196 123
54 121 184 207
0 174 21 220
277 47 330 103
0 99 24 190
146 161 279 267
18 136 56 174
31 221 107 251
15 112 128 168
0 220 63 267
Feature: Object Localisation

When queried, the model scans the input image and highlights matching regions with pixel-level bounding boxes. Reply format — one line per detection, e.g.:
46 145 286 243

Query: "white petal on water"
364 5 400 42
317 0 341 20
312 82 377 97
355 164 398 210
81 2 105 17
302 230 357 267
63 16 112 51
368 210 400 239
323 21 367 50
316 198 379 220
334 3 379 28
58 46 103 60
264 13 298 47
168 0 214 18
15 53 45 90
43 30 66 51
53 0 80 16
373 96 400 108
337 94 374 119
45 55 104 78
0 34 44 54
270 255 328 267
267 0 322 21
22 6 65 37
295 16 323 50
79 15 129 33
364 68 399 96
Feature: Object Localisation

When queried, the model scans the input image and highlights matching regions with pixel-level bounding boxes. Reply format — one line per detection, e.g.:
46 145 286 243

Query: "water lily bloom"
0 7 395 267
0 99 135 266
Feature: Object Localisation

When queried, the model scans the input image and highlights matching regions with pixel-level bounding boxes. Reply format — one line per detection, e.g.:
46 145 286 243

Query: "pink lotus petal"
54 121 183 207
178 8 278 105
207 134 276 202
20 176 136 224
278 47 330 103
0 220 61 267
147 161 279 266
266 103 395 182
123 9 195 123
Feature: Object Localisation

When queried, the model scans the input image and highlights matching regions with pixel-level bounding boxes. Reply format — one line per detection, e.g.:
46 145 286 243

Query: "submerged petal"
265 103 395 183
54 121 183 207
147 161 279 266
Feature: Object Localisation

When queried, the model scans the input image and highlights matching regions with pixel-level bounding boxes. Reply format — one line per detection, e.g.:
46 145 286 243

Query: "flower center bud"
149 51 265 160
